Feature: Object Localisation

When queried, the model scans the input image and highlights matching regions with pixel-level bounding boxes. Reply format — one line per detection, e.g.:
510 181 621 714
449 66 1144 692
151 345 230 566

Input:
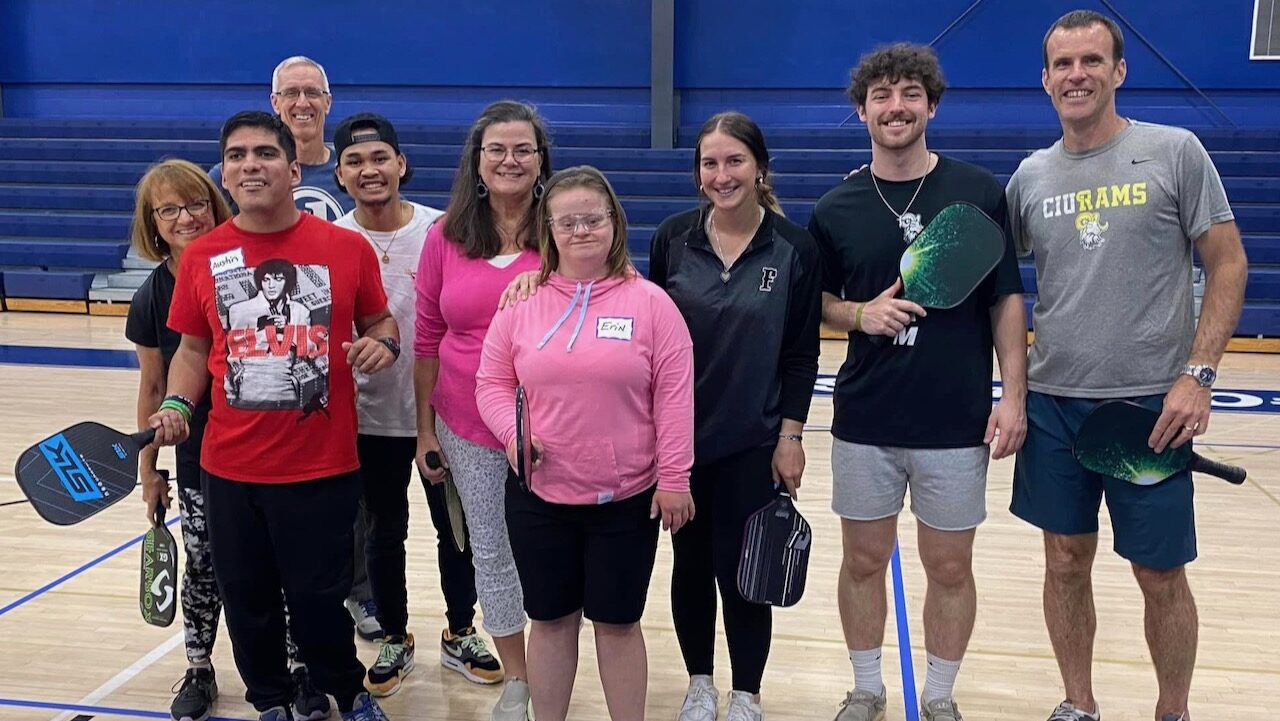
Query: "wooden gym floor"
0 312 1276 721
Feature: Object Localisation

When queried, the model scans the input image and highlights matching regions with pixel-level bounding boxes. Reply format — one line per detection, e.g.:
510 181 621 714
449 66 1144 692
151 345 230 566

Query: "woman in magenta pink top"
476 166 695 721
413 100 549 714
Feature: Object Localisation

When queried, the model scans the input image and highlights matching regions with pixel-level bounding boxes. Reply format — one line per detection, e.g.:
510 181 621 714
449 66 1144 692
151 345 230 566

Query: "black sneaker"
439 626 503 684
170 667 218 721
291 666 332 721
364 634 416 697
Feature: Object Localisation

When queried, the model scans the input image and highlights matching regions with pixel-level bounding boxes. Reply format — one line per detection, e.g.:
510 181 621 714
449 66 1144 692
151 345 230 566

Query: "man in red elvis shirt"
150 111 399 721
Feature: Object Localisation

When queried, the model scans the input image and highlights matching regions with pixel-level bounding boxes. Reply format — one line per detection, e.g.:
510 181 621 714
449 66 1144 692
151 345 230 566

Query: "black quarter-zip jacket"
649 207 823 464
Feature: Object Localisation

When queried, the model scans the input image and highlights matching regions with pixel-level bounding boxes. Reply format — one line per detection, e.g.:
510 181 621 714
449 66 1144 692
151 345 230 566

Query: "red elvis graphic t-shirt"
169 213 389 483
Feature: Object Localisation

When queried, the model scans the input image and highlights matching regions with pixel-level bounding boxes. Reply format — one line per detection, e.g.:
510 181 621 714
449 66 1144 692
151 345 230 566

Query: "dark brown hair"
535 166 632 284
1042 10 1124 69
693 111 783 216
443 100 553 259
847 43 947 109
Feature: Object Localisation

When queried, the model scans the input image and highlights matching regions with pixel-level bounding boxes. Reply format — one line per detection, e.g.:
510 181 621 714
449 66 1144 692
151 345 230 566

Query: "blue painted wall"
0 0 1275 126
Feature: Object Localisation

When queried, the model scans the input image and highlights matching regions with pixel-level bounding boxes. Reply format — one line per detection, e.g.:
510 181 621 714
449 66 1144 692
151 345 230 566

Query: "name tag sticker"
596 317 634 341
209 248 245 275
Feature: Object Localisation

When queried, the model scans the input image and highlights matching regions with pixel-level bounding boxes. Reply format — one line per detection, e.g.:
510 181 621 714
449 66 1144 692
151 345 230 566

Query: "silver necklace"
869 154 932 239
707 208 762 284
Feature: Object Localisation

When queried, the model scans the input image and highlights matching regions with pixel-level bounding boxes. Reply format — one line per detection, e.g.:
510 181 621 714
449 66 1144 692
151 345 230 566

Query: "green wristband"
158 399 192 423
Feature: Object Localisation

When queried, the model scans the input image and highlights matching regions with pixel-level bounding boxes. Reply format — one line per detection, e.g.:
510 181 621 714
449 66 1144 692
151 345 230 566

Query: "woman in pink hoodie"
476 166 696 721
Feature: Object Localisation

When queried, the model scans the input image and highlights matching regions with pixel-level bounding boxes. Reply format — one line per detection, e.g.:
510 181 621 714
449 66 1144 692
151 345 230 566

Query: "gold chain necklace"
358 203 409 264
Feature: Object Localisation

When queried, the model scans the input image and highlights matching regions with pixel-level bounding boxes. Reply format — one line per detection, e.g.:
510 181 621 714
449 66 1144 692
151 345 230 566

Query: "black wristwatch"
378 337 401 360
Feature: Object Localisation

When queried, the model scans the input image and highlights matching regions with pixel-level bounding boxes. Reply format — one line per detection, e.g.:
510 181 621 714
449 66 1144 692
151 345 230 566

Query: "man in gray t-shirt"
1006 11 1247 721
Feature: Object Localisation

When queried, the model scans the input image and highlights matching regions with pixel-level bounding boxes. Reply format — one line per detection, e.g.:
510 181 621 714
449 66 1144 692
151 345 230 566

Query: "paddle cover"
425 450 467 552
737 494 812 607
140 496 179 628
899 201 1005 309
1073 400 1246 486
14 422 150 525
515 385 536 491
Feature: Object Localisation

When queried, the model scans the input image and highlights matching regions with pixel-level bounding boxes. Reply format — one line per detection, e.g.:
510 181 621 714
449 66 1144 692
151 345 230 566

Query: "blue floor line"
0 517 180 618
0 697 247 721
0 344 139 369
890 543 917 721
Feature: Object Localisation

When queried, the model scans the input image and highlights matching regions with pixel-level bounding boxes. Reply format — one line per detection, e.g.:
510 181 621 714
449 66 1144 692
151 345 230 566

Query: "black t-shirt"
125 262 210 487
807 154 1023 448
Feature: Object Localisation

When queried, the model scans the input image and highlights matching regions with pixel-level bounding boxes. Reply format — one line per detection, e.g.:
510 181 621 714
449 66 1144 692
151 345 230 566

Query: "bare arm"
150 334 212 447
346 310 399 374
1149 220 1247 452
1189 221 1247 366
135 346 167 471
821 292 858 333
413 357 447 482
985 293 1028 459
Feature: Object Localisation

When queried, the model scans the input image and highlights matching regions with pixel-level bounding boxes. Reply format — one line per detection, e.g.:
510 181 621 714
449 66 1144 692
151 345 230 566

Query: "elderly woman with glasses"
413 100 553 720
126 158 238 721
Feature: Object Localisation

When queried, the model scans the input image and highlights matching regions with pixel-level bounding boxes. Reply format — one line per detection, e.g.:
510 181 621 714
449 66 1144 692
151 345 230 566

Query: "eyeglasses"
548 211 613 234
153 199 212 221
480 144 539 163
273 87 328 100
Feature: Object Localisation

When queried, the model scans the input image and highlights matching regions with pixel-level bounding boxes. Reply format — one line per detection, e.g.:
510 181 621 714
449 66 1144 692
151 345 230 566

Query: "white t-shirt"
336 201 444 436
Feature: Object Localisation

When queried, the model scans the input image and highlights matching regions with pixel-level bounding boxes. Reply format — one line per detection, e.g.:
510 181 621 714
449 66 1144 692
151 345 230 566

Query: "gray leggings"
436 417 528 637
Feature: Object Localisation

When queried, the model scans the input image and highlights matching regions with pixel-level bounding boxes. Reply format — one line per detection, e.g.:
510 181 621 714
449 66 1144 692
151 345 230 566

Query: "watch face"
1198 367 1216 385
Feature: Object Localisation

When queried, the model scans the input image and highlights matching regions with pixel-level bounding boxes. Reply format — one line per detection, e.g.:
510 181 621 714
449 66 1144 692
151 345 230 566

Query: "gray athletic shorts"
831 439 989 531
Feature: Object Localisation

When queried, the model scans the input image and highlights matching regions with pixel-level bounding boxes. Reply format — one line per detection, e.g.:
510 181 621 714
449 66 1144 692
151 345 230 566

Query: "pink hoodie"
476 272 695 505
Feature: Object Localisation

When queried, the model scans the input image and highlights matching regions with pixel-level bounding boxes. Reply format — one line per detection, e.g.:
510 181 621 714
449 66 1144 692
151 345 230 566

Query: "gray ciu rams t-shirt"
1006 120 1234 398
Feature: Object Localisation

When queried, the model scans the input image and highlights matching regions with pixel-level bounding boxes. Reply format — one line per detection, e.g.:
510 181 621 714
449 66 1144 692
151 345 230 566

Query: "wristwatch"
1182 364 1217 388
378 337 401 360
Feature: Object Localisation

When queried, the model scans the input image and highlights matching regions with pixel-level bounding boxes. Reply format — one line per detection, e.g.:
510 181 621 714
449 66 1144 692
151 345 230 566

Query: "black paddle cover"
737 494 812 607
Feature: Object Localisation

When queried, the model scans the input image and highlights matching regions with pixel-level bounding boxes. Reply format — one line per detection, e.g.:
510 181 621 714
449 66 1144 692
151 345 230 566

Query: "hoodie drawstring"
535 280 595 352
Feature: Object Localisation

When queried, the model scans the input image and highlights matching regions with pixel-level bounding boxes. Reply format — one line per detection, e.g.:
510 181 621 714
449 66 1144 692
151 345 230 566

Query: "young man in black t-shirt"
807 44 1027 721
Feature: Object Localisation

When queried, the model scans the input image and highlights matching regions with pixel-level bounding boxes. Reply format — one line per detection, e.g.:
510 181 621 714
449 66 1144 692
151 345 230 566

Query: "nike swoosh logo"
1131 158 1154 164
443 645 463 658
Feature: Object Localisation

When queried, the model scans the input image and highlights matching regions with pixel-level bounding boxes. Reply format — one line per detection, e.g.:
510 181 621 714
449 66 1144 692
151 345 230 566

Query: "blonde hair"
129 159 232 262
535 166 631 284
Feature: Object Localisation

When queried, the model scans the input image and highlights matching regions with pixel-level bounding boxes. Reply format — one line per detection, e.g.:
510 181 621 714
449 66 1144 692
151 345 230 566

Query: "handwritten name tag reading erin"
596 317 634 341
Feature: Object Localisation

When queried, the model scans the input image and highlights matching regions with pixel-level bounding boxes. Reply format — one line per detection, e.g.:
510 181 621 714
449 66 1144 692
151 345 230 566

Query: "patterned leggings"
179 484 300 666
436 418 528 637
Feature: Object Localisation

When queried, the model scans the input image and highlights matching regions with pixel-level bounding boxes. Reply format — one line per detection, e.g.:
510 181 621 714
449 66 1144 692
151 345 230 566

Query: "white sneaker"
677 676 720 721
490 679 530 721
725 691 763 721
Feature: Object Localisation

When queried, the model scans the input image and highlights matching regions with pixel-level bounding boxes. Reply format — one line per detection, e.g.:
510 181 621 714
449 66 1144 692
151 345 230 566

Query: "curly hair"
847 43 947 109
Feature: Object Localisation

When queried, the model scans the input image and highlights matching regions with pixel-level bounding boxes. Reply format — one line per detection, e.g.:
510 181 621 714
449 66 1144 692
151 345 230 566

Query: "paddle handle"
130 427 157 448
1191 453 1247 484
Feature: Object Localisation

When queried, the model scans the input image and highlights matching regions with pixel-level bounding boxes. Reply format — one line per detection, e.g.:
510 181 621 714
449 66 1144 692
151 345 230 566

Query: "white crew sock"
849 648 883 693
921 653 962 703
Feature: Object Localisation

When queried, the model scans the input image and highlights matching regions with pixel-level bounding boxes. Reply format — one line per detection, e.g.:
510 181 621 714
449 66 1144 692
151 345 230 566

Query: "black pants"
357 434 477 637
204 470 366 712
670 443 778 694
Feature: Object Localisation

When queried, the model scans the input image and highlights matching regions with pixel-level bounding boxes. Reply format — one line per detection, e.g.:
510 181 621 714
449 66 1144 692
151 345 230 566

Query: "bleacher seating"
0 118 1276 336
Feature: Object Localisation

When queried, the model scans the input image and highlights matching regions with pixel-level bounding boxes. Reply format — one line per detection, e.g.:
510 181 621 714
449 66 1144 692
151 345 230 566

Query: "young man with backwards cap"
332 112 499 697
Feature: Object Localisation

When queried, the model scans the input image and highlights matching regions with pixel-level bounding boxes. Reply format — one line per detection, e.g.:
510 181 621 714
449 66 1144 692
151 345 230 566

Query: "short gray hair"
271 56 330 92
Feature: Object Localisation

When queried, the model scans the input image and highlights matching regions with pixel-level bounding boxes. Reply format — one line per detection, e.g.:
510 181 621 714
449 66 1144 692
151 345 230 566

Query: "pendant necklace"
360 203 407 263
707 207 763 284
870 153 933 241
